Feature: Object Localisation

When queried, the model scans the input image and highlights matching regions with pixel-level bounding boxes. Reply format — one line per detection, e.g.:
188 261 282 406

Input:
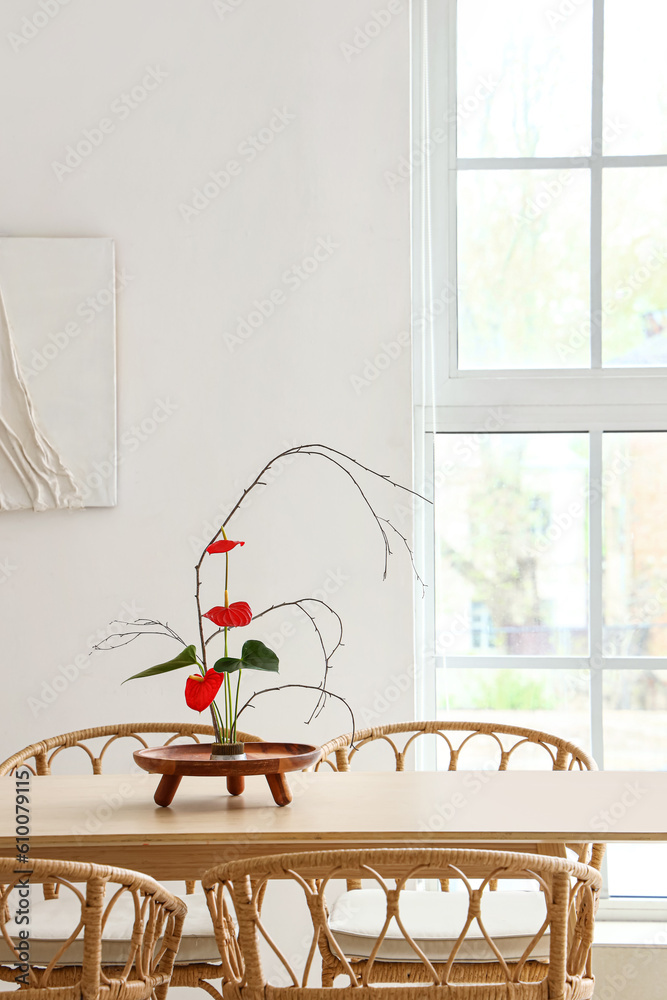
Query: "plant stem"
222 525 230 598
225 673 233 740
195 568 207 671
232 669 242 742
223 676 229 737
209 703 223 743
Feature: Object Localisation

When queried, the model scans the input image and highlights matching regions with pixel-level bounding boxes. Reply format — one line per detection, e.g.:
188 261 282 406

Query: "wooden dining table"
1 769 666 880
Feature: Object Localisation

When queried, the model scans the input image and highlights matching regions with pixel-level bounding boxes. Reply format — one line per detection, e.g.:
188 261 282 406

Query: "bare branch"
91 618 188 653
196 443 429 575
379 517 427 597
206 597 345 722
236 682 355 745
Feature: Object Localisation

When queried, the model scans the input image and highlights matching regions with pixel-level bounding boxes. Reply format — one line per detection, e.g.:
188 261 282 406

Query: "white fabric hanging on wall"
0 288 83 511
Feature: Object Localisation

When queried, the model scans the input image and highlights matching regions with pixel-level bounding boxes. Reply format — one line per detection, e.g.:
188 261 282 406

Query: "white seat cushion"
0 882 220 966
328 889 550 963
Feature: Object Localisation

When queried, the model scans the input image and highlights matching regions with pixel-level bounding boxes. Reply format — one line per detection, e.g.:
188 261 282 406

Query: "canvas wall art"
0 237 117 510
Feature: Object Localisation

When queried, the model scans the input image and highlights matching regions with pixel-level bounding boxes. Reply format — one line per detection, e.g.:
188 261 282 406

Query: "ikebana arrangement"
95 443 425 763
121 530 279 760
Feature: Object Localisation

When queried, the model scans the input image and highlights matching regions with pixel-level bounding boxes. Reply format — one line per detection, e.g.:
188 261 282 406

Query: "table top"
1 769 665 847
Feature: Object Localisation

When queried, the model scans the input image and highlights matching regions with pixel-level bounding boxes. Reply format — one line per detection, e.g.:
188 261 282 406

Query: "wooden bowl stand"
133 742 322 807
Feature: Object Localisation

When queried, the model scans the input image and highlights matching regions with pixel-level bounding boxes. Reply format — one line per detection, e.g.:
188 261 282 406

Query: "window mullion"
590 431 605 770
447 0 458 380
590 0 605 370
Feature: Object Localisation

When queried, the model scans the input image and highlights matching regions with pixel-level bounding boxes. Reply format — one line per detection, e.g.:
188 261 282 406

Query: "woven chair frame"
318 721 598 775
0 722 262 778
202 847 601 999
0 856 185 1000
0 722 261 996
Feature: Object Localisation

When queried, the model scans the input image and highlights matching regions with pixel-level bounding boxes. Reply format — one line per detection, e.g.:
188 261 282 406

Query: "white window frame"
412 0 667 912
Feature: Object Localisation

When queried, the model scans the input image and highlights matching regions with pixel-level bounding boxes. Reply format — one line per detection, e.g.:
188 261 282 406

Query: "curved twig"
380 518 426 596
205 598 345 721
91 619 187 652
236 683 356 745
197 443 429 577
206 599 343 655
194 444 428 674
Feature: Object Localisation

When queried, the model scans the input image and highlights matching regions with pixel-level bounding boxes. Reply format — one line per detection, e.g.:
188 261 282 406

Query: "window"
413 0 667 902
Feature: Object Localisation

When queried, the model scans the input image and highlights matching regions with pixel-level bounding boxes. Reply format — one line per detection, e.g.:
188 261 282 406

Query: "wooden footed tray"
133 742 322 807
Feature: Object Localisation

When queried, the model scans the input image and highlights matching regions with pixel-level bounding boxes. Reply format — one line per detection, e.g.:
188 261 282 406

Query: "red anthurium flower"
204 602 252 628
206 539 245 554
185 669 223 712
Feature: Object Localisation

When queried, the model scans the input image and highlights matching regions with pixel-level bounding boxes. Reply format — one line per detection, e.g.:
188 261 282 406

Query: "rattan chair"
202 847 601 997
0 722 262 997
316 720 605 987
0 857 185 1000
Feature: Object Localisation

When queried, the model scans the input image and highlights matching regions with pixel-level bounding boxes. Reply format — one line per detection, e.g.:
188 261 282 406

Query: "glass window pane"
437 668 591 759
604 0 667 155
606 844 667 897
457 170 590 369
435 433 589 655
603 670 667 769
602 169 667 367
457 0 592 158
603 433 667 655
603 670 667 898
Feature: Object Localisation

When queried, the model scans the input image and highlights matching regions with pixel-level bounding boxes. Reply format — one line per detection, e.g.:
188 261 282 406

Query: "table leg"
154 774 182 807
227 774 245 796
266 772 292 806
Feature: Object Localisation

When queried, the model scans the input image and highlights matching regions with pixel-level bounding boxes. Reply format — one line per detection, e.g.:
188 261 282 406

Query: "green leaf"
240 640 280 672
212 657 243 674
122 644 199 683
212 641 279 676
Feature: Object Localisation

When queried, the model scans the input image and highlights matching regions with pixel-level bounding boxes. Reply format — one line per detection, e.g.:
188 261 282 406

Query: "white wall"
0 0 413 760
